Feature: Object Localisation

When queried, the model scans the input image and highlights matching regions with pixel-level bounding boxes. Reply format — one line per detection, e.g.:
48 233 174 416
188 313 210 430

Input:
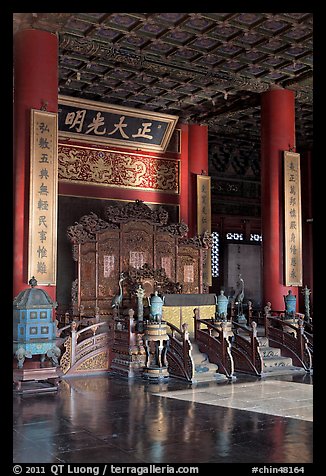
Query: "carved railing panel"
195 319 234 378
231 334 263 376
75 333 110 363
267 317 312 371
59 322 112 376
304 331 313 357
166 322 194 382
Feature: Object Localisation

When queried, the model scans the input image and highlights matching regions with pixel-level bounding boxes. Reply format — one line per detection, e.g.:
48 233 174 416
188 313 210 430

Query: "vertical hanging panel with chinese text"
197 175 212 286
28 110 58 284
284 151 302 286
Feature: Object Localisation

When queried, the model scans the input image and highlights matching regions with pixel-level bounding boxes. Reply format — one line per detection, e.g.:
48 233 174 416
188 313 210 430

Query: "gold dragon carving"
58 145 179 193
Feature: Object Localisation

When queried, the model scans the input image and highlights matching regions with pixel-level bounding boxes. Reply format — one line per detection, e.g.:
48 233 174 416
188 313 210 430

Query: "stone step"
236 330 268 344
190 341 212 364
257 336 269 347
194 361 219 373
262 355 293 368
190 341 227 383
261 365 307 378
236 325 265 336
259 346 281 358
192 371 228 384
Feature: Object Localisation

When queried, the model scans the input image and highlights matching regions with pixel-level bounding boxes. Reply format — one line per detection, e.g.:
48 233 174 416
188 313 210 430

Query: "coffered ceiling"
13 12 313 150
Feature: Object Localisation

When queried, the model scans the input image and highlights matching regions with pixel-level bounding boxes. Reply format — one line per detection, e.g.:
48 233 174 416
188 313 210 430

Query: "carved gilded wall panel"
75 351 109 372
58 144 179 193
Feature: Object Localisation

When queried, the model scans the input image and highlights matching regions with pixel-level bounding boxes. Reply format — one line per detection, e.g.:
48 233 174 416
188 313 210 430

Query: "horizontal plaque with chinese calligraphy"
28 109 58 285
284 151 302 286
58 95 178 152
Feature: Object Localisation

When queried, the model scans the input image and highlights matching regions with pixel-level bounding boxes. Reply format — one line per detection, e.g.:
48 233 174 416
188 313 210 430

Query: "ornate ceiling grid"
13 12 313 148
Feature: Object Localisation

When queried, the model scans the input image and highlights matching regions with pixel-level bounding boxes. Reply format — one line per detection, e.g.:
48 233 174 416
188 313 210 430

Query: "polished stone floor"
13 372 313 464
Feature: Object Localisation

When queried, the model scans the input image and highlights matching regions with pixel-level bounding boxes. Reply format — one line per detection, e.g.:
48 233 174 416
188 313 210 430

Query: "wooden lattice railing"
194 314 234 379
59 321 112 375
231 321 263 376
166 322 194 382
265 315 312 371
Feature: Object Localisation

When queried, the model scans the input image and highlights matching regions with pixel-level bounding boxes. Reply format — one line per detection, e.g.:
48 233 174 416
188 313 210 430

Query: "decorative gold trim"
28 109 58 285
58 139 179 160
75 351 109 372
60 336 72 374
284 151 302 286
58 94 178 153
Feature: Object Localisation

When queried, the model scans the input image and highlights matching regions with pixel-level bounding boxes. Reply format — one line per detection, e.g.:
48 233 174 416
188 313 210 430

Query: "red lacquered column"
188 124 208 237
179 123 189 226
13 29 58 300
261 86 298 311
301 150 313 307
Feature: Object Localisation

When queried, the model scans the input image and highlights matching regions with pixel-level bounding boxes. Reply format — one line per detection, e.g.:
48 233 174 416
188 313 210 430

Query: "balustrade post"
263 301 272 337
298 318 305 362
264 312 269 338
221 321 227 369
251 321 257 368
70 321 77 367
248 300 253 326
181 322 189 368
193 308 200 340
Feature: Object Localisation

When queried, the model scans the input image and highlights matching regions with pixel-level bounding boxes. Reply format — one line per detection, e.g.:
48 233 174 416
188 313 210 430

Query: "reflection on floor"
13 373 313 464
154 379 313 422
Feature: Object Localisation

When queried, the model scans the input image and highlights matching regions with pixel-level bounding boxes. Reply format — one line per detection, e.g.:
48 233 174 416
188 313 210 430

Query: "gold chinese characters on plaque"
28 109 58 285
284 151 302 286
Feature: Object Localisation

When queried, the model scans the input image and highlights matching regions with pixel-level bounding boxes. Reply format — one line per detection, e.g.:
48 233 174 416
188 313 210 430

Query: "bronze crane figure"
111 272 125 315
235 273 245 317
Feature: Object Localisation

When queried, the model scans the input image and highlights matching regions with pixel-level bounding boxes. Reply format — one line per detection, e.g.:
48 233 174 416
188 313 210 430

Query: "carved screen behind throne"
67 200 210 317
97 229 120 306
121 220 154 271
